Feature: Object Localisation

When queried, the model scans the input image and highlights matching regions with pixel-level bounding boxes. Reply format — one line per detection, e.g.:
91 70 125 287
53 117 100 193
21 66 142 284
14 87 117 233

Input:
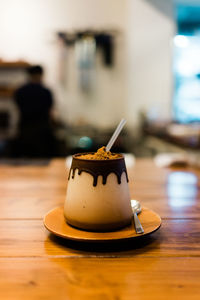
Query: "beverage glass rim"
72 152 124 162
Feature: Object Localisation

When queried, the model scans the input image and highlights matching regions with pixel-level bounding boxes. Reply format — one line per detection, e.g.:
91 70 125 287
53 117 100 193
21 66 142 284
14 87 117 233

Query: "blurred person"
13 65 57 157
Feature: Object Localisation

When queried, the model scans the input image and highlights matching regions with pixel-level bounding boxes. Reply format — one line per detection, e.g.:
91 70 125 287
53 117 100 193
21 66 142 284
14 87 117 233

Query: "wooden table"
0 158 200 299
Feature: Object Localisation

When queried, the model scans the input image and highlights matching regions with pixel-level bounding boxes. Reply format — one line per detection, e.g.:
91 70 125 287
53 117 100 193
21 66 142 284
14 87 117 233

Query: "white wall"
0 0 175 129
126 0 175 128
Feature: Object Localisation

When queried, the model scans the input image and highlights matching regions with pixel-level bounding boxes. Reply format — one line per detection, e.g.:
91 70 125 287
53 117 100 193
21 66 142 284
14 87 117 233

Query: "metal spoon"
131 199 144 234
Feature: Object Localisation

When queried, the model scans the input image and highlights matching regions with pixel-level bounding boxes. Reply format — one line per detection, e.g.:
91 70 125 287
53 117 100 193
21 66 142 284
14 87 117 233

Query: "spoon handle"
133 212 144 234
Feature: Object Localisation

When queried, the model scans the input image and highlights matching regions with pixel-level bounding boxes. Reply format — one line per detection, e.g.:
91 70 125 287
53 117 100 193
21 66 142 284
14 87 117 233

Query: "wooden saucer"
44 206 161 242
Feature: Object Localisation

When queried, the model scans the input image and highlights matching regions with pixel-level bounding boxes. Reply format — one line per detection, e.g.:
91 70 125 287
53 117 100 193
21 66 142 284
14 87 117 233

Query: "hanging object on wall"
57 30 116 92
57 30 116 67
75 35 96 92
95 33 114 66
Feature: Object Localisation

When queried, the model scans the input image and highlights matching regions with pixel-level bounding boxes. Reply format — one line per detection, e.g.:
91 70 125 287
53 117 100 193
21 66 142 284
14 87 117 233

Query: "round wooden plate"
44 206 161 242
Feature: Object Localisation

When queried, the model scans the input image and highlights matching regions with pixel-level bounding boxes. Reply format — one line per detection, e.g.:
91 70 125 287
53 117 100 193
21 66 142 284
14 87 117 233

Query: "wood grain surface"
0 158 200 299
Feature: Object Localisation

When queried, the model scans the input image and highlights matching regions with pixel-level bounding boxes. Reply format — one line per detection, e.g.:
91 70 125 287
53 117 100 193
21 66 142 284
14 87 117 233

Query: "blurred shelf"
0 60 31 100
0 60 30 69
0 88 16 98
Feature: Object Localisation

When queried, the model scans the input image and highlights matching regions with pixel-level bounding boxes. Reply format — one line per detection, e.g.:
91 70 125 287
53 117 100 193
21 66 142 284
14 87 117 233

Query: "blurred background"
0 0 200 162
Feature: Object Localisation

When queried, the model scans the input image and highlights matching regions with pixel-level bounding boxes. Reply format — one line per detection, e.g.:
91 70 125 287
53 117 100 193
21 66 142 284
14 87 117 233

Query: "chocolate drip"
68 153 129 187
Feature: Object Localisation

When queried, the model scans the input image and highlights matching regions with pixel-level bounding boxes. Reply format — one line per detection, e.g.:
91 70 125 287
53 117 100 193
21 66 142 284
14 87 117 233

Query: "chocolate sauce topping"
68 153 129 187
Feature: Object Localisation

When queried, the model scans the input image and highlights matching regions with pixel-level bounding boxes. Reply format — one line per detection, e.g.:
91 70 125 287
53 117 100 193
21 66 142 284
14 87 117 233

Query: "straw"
106 119 126 152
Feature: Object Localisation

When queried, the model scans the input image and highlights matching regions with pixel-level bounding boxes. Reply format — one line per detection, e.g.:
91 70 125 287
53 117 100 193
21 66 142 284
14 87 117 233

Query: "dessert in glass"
64 147 133 231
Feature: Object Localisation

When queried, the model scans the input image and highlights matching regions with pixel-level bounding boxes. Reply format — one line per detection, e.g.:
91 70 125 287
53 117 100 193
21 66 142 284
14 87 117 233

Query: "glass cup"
64 153 133 231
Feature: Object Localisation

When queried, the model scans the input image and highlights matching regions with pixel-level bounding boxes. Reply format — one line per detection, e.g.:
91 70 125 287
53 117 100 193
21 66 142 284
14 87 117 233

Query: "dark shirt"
14 82 53 125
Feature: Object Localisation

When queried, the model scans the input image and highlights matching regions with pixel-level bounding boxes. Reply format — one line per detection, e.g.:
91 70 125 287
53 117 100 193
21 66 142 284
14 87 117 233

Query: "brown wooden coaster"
44 206 161 242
